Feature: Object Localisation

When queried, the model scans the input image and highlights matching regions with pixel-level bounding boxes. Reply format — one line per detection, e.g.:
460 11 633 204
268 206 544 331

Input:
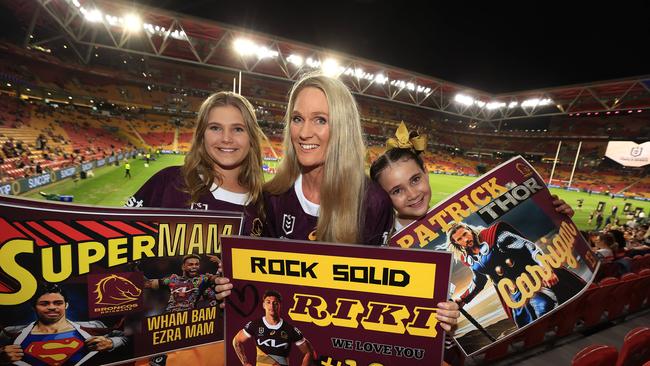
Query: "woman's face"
203 105 250 171
290 87 330 171
377 158 431 220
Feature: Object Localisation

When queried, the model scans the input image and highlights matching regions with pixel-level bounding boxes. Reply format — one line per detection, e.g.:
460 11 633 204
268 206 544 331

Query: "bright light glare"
84 9 103 22
454 94 474 106
124 13 142 32
287 54 303 66
321 58 341 76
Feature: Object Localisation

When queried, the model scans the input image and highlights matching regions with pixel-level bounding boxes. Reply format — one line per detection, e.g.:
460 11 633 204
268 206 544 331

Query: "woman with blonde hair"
262 72 393 244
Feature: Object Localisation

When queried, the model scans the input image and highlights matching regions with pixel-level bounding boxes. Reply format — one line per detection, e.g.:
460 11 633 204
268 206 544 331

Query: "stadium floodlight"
474 100 486 108
287 54 303 66
83 8 103 23
521 98 553 108
306 57 320 68
454 94 474 106
233 38 278 59
72 0 81 8
508 101 518 109
6 83 11 87
406 82 415 91
123 13 142 33
486 101 506 110
105 14 119 26
321 58 342 77
374 74 387 84
234 39 256 55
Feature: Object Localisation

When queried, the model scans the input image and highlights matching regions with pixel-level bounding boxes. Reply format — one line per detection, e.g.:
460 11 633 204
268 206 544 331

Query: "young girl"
370 123 575 364
126 91 265 235
127 91 265 366
370 123 575 234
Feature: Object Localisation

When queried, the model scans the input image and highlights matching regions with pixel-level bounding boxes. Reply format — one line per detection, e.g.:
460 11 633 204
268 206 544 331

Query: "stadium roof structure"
8 0 650 122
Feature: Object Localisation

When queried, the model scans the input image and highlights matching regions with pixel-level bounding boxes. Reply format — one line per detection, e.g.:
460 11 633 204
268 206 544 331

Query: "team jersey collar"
262 316 284 330
294 175 320 217
209 183 250 205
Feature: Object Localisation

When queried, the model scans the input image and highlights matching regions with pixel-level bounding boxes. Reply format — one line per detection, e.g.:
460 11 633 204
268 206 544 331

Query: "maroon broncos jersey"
125 166 262 235
242 317 305 366
262 175 393 245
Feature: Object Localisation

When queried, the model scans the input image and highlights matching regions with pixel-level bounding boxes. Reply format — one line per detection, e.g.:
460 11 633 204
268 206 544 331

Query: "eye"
315 116 328 125
291 115 303 124
411 175 421 185
234 126 246 133
209 125 221 131
390 187 402 196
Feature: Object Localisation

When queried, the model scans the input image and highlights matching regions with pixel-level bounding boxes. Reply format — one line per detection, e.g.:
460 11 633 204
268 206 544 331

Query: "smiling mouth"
409 196 425 208
299 143 319 150
218 148 237 152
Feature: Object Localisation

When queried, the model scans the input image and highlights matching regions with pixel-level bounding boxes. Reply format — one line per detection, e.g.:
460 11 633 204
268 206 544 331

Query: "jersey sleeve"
124 169 168 208
288 324 305 344
362 182 394 246
261 192 279 238
242 320 255 338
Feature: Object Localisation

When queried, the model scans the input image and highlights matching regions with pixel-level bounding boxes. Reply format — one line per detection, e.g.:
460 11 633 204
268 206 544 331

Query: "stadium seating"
582 277 619 327
572 344 619 366
616 327 650 366
606 273 639 320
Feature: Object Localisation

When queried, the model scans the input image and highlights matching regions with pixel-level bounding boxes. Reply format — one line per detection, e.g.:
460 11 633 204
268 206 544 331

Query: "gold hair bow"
386 121 427 153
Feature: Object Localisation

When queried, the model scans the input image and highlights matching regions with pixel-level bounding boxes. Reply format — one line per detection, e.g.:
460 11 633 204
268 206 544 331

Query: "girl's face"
203 105 250 171
377 158 431 221
290 87 330 171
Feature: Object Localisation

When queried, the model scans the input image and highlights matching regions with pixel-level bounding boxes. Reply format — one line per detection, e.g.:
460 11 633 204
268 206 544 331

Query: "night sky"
134 0 650 94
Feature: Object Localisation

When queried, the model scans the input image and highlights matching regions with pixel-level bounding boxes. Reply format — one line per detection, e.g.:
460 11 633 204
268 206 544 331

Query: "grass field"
21 154 650 230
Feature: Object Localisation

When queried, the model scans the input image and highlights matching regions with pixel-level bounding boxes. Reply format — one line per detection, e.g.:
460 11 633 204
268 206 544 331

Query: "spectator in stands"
594 232 616 260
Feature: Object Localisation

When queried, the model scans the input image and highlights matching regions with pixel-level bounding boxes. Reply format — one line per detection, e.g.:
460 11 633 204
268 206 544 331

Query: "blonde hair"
265 73 367 244
182 92 264 208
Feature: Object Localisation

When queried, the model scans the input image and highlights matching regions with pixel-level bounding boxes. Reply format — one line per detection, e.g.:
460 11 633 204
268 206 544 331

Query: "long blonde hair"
265 73 367 244
182 92 264 208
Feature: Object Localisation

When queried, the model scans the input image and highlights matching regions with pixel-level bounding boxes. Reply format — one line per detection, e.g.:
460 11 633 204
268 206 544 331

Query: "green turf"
22 154 186 206
21 155 649 230
426 173 650 231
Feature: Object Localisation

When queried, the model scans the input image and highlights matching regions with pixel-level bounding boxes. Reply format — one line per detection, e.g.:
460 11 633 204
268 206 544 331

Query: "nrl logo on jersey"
282 214 295 235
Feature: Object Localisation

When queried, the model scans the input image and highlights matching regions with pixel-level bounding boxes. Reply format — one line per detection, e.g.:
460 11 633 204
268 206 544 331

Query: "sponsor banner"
0 195 242 365
81 162 94 172
222 236 451 366
0 152 136 196
390 156 598 356
605 141 650 167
